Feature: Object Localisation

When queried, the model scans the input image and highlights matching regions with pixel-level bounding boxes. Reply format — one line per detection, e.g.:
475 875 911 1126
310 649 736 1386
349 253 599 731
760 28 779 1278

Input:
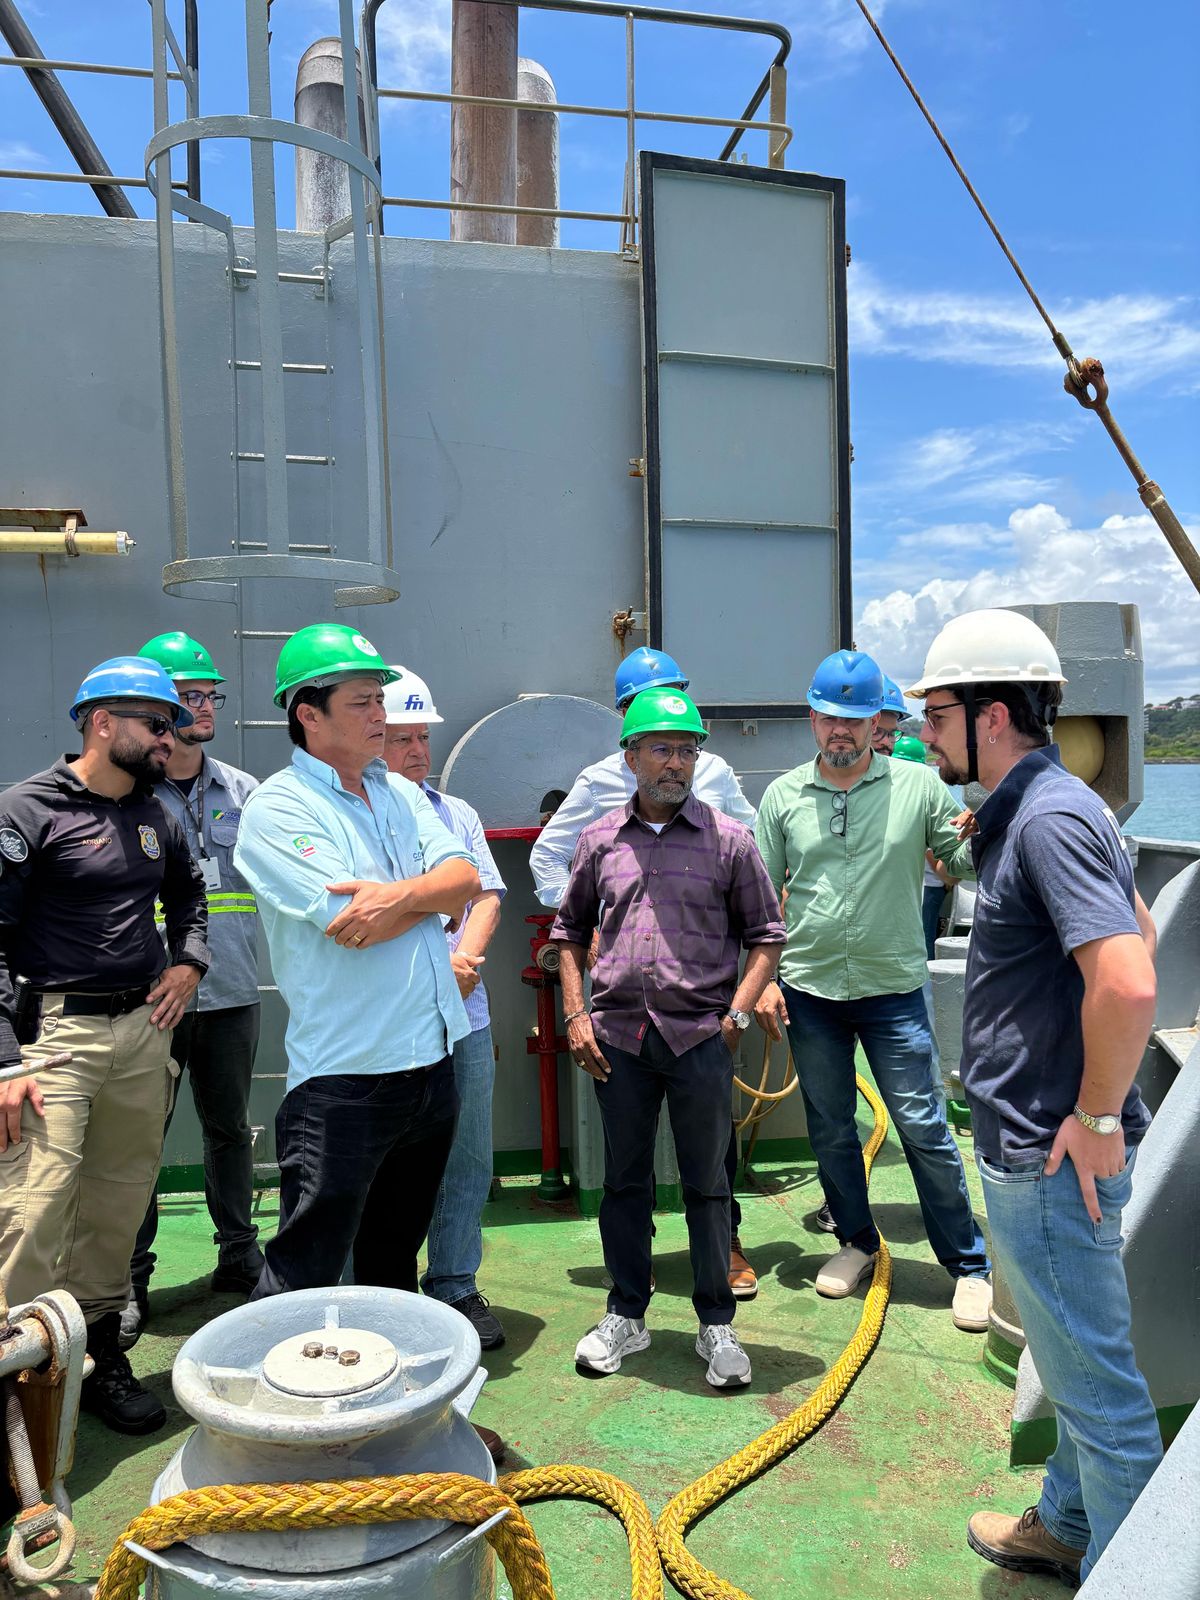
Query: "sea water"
1128 764 1200 845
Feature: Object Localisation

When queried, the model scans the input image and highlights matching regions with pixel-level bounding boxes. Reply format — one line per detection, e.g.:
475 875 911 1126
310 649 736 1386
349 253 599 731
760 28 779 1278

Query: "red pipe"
522 913 569 1200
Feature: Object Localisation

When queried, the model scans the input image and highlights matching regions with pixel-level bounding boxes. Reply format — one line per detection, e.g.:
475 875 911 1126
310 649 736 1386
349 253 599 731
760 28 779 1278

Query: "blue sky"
3 0 1197 697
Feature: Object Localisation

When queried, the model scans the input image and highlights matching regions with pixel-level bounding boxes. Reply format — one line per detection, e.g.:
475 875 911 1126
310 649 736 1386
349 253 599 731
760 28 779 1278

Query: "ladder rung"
233 360 329 374
231 267 325 285
235 453 330 466
237 542 332 553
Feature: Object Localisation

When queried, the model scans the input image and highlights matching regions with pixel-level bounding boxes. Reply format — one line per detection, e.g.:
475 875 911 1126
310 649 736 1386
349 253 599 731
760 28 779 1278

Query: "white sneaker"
574 1313 650 1375
952 1275 992 1332
815 1244 877 1299
696 1324 751 1388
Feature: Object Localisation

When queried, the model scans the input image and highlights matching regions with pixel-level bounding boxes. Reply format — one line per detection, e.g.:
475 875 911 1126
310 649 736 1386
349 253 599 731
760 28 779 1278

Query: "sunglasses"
830 791 848 837
107 711 178 738
181 690 226 710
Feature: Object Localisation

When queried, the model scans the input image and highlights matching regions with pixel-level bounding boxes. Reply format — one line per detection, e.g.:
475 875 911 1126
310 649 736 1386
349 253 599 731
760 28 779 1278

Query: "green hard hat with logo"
139 631 225 684
273 622 400 708
892 734 928 764
619 686 708 748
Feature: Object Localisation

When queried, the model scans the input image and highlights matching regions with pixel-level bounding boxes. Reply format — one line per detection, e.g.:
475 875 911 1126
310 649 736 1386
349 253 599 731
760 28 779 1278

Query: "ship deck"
63 1110 1065 1599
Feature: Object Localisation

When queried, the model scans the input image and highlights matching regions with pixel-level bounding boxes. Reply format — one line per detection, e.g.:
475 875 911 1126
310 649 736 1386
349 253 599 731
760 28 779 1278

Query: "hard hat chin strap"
962 685 981 786
962 682 1057 780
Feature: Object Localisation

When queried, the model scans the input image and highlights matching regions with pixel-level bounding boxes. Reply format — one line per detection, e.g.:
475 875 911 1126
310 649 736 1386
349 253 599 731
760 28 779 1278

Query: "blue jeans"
783 984 989 1277
421 1024 495 1304
976 1147 1161 1580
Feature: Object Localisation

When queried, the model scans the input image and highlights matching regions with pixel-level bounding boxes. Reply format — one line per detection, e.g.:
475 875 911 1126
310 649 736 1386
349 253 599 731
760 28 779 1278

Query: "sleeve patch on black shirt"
0 828 29 864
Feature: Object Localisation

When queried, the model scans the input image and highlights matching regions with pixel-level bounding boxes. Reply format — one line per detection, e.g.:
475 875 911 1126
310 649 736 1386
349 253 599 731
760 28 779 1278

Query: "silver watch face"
1094 1114 1121 1136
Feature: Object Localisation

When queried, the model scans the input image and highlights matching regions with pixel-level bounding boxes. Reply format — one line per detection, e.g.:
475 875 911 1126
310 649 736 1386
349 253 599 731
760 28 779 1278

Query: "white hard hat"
907 609 1068 697
383 665 444 725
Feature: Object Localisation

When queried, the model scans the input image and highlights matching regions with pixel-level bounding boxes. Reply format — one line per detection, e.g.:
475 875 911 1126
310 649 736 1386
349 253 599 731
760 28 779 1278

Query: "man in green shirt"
754 650 992 1331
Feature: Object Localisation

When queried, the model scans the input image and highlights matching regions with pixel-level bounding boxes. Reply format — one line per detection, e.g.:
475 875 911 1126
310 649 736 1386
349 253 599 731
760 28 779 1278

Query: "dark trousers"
726 1124 742 1233
921 884 946 960
594 1024 736 1325
131 1003 261 1286
250 1056 458 1300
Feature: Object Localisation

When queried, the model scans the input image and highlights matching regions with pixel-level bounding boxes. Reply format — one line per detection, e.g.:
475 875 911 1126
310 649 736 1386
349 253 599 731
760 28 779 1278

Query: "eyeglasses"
923 697 992 730
921 700 964 730
645 743 701 763
181 690 226 710
107 711 177 738
830 791 847 837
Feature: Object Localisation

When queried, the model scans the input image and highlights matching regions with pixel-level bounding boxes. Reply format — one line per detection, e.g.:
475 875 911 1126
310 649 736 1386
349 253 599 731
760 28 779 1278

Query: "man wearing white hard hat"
382 668 508 1363
910 607 1161 1589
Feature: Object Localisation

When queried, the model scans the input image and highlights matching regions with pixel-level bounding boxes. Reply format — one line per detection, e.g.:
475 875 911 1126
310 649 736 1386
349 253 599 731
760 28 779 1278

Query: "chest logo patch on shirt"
138 825 161 860
0 828 29 863
292 834 317 858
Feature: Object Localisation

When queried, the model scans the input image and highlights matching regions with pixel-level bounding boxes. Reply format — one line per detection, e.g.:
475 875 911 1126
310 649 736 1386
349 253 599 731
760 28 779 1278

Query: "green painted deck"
63 1117 1070 1599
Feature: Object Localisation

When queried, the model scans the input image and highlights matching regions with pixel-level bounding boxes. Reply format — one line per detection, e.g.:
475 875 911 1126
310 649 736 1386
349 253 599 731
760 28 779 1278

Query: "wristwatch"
725 1009 751 1030
1073 1104 1121 1136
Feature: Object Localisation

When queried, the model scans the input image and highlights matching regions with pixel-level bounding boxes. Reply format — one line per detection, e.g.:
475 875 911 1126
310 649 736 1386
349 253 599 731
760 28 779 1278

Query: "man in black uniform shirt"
0 656 208 1433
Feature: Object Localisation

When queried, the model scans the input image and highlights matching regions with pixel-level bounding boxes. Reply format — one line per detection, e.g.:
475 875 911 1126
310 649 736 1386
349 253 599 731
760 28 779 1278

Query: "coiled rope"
95 1074 891 1600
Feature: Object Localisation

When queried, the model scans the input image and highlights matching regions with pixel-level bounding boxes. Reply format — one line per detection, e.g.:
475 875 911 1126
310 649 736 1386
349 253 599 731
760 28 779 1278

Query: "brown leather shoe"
967 1506 1084 1589
728 1233 758 1300
473 1423 507 1466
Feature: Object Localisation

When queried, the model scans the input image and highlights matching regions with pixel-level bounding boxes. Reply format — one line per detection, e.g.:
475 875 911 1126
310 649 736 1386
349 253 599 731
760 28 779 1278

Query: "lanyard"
174 766 209 858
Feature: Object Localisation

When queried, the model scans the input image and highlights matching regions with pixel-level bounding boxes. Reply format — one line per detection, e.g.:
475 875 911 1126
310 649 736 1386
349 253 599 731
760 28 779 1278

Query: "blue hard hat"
881 676 908 716
614 647 689 709
70 655 195 727
806 650 885 718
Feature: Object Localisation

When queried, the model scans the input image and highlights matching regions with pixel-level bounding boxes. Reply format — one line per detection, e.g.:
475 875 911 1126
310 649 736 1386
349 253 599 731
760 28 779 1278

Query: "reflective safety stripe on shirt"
207 892 258 915
156 891 257 927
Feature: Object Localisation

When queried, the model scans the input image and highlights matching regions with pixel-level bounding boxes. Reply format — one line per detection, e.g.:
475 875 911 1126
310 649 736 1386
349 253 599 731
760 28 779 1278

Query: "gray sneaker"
696 1323 751 1388
574 1313 650 1375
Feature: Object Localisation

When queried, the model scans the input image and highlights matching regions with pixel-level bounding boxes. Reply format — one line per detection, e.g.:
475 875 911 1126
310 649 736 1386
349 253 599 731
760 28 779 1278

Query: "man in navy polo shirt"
910 608 1161 1590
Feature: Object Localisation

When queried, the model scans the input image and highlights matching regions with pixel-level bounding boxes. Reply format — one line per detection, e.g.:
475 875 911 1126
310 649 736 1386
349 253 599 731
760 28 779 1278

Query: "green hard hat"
139 630 225 684
273 622 400 708
892 734 928 764
620 687 708 748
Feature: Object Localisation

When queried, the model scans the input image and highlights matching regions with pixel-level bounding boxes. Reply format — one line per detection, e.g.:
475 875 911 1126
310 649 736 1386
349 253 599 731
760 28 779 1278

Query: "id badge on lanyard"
199 855 222 892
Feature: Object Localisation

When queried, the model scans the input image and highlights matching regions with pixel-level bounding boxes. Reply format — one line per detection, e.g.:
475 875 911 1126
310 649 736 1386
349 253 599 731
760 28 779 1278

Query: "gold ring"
353 933 365 945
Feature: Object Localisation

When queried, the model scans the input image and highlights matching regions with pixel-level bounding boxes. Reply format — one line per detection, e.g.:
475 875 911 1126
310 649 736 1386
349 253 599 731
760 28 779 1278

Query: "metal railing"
361 0 793 252
0 0 199 215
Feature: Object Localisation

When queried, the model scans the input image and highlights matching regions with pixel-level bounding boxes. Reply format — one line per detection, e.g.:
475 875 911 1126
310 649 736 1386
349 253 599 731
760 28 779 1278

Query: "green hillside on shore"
1145 702 1200 760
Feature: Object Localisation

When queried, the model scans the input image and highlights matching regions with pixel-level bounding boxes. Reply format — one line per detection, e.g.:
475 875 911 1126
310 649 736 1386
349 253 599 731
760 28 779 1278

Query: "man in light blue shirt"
383 666 508 1354
234 624 480 1299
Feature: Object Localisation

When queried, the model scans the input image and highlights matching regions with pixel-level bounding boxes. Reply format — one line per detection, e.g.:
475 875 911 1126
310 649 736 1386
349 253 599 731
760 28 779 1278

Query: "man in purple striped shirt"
551 689 784 1389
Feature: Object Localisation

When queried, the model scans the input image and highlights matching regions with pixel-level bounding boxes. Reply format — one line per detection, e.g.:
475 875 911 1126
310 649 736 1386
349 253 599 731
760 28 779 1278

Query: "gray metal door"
639 152 851 718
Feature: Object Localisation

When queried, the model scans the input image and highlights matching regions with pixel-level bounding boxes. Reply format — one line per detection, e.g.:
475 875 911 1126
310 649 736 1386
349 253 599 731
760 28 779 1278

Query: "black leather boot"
82 1312 166 1434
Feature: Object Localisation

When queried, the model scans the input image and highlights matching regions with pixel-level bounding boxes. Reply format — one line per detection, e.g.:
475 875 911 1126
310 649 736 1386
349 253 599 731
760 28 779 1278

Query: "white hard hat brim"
384 710 444 725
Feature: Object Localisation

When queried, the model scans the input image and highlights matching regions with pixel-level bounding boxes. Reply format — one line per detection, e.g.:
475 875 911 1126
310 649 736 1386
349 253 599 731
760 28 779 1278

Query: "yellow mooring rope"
95 1074 891 1600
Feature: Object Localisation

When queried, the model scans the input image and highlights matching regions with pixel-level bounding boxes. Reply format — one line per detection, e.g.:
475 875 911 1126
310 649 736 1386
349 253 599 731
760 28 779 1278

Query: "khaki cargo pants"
0 994 173 1321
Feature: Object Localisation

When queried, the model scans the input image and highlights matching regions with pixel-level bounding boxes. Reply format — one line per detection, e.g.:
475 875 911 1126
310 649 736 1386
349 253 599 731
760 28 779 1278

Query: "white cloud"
855 502 1200 700
375 0 452 94
862 421 1075 509
849 262 1200 391
0 140 49 170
